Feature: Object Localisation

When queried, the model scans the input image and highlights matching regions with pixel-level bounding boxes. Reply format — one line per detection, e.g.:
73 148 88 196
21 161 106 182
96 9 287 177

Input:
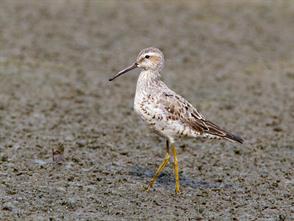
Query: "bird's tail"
224 132 244 144
201 120 244 144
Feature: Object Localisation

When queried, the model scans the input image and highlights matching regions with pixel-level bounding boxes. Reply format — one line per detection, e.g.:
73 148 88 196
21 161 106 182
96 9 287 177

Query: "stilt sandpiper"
109 47 243 193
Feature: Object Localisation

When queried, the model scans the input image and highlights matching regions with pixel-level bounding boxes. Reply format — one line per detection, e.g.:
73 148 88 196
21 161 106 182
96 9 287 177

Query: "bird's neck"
135 70 161 96
137 70 161 84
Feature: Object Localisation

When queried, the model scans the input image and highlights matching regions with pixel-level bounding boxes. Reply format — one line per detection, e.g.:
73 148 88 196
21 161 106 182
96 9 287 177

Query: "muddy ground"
0 0 293 220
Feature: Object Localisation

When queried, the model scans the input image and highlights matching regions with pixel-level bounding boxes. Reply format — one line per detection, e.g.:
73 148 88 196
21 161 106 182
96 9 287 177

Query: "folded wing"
156 91 243 143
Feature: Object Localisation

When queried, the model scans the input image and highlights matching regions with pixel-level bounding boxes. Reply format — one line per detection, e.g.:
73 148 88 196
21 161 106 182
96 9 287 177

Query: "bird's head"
109 47 164 81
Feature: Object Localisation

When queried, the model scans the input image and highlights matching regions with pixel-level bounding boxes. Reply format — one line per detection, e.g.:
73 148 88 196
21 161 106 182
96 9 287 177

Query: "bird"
109 47 243 193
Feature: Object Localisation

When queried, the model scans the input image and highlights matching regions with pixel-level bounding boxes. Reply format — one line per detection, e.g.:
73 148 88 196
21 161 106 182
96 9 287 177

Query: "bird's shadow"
129 165 239 190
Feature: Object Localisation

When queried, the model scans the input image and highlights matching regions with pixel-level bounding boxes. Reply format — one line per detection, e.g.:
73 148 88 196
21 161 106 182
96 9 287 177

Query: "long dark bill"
109 63 138 81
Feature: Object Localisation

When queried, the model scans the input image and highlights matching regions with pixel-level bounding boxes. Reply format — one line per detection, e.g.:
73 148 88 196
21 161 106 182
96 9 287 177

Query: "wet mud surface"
0 1 293 220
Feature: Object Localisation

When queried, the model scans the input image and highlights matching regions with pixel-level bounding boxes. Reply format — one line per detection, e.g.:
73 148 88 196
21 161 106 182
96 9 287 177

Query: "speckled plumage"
132 48 243 144
109 47 243 193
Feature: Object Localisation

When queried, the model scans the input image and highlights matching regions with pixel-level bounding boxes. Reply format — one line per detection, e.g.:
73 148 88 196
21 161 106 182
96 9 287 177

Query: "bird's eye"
145 55 150 59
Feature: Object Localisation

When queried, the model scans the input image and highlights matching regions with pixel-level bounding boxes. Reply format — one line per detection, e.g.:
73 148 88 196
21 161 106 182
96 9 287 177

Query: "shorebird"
109 47 243 193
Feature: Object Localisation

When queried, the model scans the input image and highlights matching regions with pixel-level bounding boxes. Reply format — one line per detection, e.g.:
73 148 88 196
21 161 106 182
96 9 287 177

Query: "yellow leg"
146 140 170 192
171 143 180 194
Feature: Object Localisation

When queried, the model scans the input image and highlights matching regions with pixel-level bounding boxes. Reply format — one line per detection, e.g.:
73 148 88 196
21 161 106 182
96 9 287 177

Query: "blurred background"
0 0 293 220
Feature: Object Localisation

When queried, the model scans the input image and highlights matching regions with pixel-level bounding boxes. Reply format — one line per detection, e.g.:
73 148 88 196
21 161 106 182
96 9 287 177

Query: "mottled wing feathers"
158 91 243 143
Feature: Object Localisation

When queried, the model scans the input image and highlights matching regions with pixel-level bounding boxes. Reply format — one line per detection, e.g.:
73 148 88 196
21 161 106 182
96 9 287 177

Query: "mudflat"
0 1 293 220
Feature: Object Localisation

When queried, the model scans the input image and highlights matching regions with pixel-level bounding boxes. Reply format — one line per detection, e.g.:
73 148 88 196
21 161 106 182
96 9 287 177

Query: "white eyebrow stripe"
145 52 160 57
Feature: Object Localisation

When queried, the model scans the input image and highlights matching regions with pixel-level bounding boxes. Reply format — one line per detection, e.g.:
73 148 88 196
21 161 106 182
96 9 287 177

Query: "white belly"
134 99 190 141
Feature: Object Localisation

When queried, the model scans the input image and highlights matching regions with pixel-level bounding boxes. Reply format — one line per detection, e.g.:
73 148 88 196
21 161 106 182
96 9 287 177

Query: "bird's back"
134 72 243 143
